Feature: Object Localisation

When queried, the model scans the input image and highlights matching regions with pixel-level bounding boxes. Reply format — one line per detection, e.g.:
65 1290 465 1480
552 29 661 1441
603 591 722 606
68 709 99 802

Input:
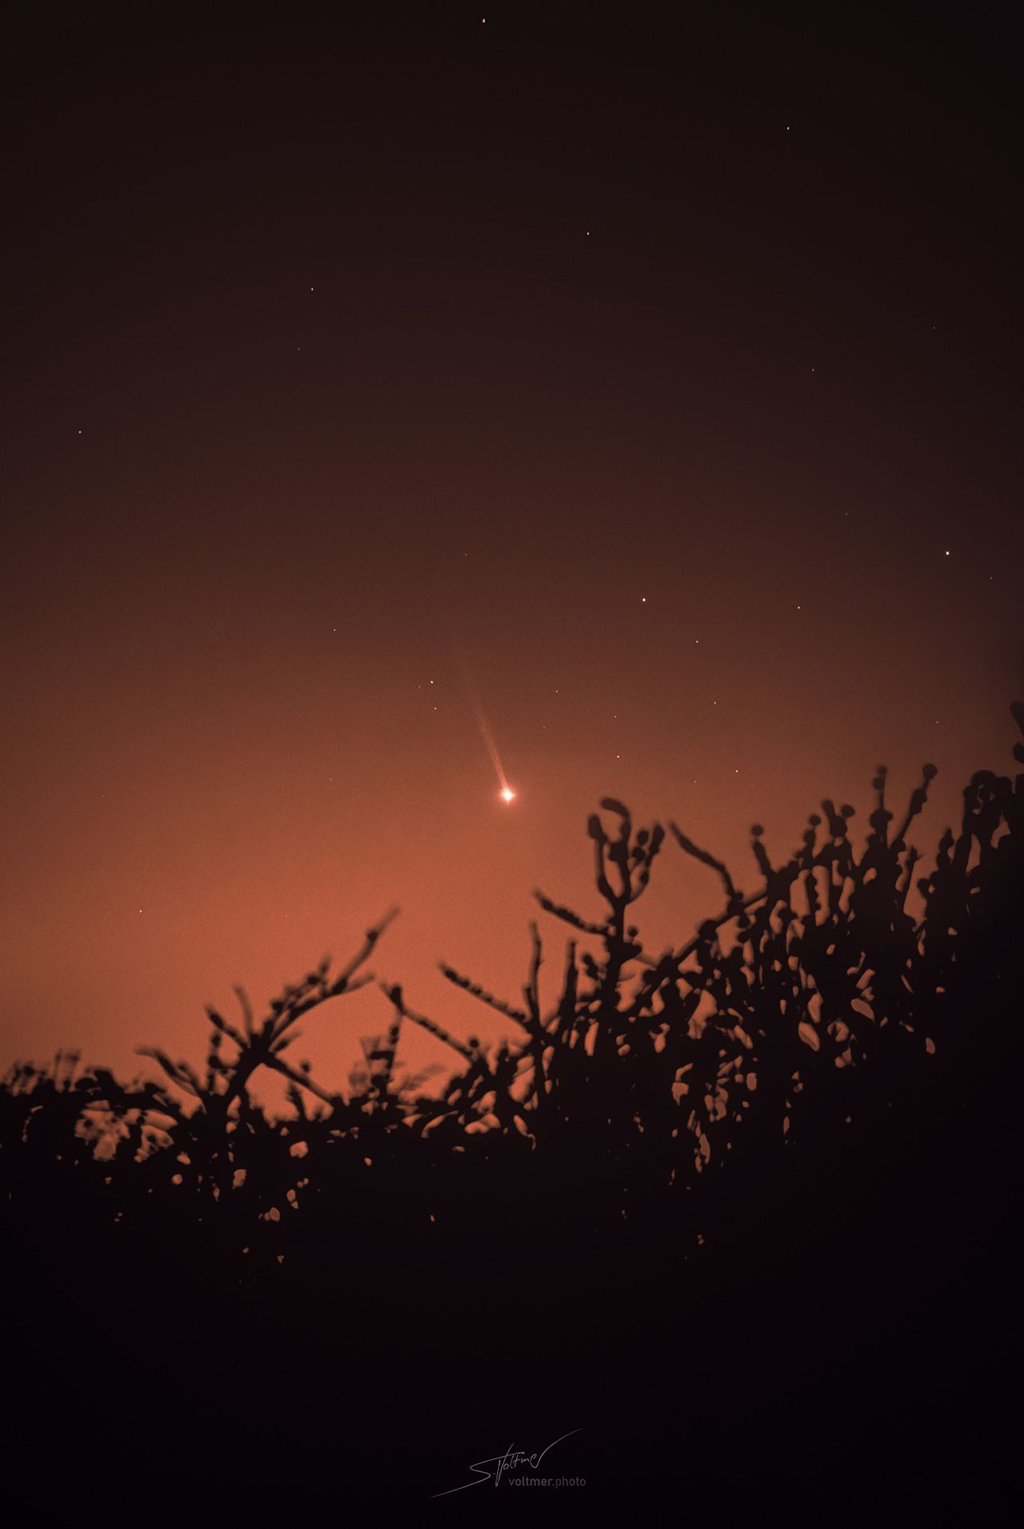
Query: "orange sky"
2 10 1021 1100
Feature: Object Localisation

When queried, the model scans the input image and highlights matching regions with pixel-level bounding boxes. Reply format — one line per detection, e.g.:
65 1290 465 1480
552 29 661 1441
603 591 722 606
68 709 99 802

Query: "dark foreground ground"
7 1036 1018 1526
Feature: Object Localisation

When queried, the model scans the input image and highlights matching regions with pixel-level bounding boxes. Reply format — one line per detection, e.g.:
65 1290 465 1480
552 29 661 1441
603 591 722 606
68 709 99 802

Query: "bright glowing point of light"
500 786 515 803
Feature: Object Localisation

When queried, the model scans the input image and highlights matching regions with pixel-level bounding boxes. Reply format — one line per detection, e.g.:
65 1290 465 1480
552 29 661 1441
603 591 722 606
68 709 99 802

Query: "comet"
449 631 517 804
475 700 516 803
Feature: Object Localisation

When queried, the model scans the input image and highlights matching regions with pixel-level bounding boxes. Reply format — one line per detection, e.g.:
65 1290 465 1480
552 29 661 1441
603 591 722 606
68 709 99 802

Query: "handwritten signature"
430 1428 583 1496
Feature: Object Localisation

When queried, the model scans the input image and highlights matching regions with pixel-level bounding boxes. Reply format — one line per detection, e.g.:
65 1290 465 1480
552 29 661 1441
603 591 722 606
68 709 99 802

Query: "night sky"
3 6 1021 1094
